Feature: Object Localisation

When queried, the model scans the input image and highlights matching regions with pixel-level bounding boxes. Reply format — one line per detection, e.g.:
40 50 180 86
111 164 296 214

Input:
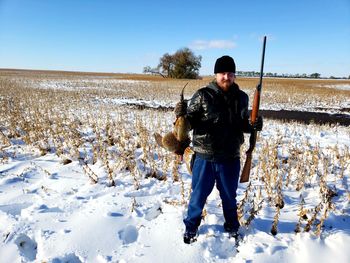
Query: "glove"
251 116 263 131
174 100 187 118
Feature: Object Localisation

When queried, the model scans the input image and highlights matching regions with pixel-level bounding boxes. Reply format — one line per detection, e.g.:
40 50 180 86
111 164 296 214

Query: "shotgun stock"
240 36 267 183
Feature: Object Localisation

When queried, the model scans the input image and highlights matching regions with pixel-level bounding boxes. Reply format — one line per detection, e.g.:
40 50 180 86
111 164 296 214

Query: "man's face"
215 72 236 91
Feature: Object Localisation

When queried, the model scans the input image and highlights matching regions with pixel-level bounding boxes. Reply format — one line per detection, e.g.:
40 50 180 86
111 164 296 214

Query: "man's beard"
219 80 232 89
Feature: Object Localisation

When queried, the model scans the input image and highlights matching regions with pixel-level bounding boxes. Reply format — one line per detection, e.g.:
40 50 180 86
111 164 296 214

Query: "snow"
320 84 350 91
100 97 170 109
1 118 349 263
37 79 150 92
0 76 350 262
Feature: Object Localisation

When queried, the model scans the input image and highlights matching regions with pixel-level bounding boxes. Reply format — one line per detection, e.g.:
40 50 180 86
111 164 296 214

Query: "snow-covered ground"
320 84 350 91
37 79 150 92
1 119 349 263
0 76 350 262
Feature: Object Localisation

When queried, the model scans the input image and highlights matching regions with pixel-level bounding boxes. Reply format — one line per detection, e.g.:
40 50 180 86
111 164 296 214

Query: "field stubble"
0 70 349 237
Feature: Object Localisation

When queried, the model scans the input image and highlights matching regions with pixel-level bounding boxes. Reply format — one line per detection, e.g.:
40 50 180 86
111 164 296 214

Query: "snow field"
0 74 349 262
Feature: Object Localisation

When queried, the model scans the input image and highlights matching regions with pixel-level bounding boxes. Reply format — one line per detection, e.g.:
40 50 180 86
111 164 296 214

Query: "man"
175 55 263 244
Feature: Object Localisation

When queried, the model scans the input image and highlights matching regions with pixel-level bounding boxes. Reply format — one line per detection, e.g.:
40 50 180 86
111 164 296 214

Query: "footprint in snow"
0 202 32 216
37 204 63 213
14 234 38 261
106 211 123 217
3 176 25 184
50 253 83 263
254 246 264 253
118 225 139 244
269 245 288 255
144 203 162 221
254 242 269 253
202 235 237 259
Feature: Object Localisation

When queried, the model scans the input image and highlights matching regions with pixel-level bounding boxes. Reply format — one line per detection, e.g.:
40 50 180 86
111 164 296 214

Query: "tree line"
236 71 350 79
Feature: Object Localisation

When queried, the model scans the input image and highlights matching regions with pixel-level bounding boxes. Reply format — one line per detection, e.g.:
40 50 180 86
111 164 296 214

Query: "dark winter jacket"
186 81 251 161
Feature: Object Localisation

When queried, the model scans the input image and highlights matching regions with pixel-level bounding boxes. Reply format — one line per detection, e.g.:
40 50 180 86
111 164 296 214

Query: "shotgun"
240 36 267 183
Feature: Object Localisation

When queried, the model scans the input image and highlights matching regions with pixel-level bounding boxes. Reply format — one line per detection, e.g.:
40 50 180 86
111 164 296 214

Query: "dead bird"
154 83 191 155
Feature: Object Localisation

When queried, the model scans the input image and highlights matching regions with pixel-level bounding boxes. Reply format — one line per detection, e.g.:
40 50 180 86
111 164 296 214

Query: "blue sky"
0 0 349 77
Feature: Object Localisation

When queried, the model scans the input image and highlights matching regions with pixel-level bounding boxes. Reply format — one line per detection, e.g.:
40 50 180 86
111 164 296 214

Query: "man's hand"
174 100 188 118
251 116 263 131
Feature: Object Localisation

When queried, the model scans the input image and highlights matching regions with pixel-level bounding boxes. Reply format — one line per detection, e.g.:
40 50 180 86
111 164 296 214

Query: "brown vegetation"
1 69 349 237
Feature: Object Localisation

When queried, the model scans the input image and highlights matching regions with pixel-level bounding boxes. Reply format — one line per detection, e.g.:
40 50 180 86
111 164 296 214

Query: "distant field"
1 69 350 111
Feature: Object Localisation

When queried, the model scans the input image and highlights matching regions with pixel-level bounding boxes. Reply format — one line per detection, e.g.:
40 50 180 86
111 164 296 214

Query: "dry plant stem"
271 206 280 236
171 155 182 182
0 129 11 146
295 195 307 233
244 199 264 227
339 146 349 179
284 158 292 188
30 161 52 177
80 160 99 184
127 153 140 190
179 171 186 204
103 148 115 187
304 201 323 233
315 201 332 236
314 158 337 236
130 197 137 213
237 182 252 222
275 172 284 209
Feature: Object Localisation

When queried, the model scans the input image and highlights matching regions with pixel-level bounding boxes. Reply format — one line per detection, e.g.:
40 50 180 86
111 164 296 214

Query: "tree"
310 73 321 79
159 53 175 78
157 48 202 79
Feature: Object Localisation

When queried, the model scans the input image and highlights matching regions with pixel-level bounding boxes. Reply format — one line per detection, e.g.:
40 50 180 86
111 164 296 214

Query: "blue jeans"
183 155 240 232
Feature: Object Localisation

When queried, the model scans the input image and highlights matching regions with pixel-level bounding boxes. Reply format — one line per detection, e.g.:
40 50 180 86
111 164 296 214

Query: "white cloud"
189 40 237 50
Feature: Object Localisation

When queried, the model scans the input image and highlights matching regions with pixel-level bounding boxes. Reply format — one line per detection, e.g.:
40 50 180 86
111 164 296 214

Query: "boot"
224 222 239 238
183 229 197 244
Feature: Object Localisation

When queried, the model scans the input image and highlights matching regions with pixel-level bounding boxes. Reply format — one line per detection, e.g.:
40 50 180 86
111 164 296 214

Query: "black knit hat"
214 55 236 74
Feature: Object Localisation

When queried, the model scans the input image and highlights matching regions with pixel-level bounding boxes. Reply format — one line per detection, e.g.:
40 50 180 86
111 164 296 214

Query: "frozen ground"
24 77 350 114
0 76 349 262
0 118 349 263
